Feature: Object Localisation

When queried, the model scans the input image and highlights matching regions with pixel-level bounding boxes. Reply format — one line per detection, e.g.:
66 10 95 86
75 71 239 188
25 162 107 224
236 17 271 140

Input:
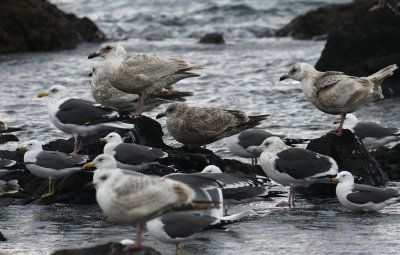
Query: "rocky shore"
0 0 106 54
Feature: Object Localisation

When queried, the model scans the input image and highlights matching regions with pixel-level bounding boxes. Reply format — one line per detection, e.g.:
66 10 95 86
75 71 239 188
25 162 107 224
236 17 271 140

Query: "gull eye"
100 175 107 181
50 88 58 93
104 45 112 50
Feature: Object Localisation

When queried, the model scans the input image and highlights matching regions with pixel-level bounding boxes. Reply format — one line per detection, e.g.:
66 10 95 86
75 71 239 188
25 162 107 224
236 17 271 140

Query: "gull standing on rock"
83 155 216 250
38 85 134 154
156 103 269 148
332 171 400 212
88 43 204 115
252 137 338 207
280 63 398 135
18 140 87 197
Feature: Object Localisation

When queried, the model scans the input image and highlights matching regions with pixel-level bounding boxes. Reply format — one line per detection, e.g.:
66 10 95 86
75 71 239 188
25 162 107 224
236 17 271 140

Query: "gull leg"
369 0 385 11
224 208 228 216
255 158 258 165
330 114 346 136
290 186 296 208
179 243 184 255
251 158 254 166
123 223 144 251
134 91 147 116
276 186 291 207
175 244 179 255
51 179 56 195
42 179 53 197
72 134 79 154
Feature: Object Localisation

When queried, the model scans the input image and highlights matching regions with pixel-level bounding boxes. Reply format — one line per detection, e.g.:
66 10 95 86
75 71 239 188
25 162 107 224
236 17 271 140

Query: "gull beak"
156 112 166 119
83 162 95 169
16 146 26 151
279 74 289 81
330 177 338 183
37 91 49 98
88 51 100 59
333 120 341 124
99 138 107 142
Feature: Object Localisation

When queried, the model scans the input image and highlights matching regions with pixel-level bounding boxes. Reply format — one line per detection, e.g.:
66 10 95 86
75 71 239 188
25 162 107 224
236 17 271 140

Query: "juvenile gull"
18 140 87 197
99 132 167 171
331 171 400 212
38 85 134 154
90 63 193 113
82 154 145 177
252 136 338 207
156 103 269 147
280 63 398 135
334 114 400 150
0 180 20 196
88 43 204 115
0 158 17 177
84 156 216 250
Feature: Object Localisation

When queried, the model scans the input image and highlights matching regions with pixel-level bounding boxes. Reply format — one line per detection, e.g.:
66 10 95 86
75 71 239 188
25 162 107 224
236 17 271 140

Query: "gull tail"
367 64 398 88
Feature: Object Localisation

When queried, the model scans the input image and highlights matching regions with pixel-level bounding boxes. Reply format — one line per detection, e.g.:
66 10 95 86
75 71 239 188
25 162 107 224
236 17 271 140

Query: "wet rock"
0 134 19 144
370 144 400 181
51 242 161 255
199 33 225 44
0 231 6 241
307 130 387 189
0 0 106 54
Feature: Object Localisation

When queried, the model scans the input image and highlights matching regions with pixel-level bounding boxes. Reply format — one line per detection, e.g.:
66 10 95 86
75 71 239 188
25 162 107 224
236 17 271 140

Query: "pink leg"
370 0 385 11
330 113 346 136
72 136 84 154
123 223 144 251
276 186 292 207
290 186 296 208
133 91 147 116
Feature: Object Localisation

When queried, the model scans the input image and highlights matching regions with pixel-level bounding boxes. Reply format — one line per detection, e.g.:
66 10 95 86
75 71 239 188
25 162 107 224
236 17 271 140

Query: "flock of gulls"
1 42 400 253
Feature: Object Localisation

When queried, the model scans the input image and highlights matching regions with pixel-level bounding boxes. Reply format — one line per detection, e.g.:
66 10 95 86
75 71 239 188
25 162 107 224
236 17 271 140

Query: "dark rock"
0 231 6 241
0 0 106 54
370 144 400 181
0 134 19 144
307 130 387 188
199 33 225 44
51 243 161 255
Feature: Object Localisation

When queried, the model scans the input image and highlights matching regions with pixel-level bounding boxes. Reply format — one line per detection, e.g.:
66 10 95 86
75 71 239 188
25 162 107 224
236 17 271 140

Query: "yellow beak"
83 162 95 169
330 177 338 183
99 138 106 142
37 91 49 98
333 120 341 124
17 146 26 151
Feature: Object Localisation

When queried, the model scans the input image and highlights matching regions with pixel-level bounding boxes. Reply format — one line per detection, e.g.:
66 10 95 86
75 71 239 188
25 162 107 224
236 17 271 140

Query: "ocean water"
1 0 400 254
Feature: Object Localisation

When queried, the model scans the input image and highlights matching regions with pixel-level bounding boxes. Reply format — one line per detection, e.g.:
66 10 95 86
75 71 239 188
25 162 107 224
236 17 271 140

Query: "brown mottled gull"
83 154 215 250
90 63 193 113
88 43 204 115
156 103 270 147
280 63 398 135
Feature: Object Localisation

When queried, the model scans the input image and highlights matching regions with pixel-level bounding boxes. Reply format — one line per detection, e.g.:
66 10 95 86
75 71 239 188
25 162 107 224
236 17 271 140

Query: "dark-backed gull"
99 132 167 171
252 136 338 207
334 114 400 150
332 171 400 211
88 43 204 115
18 140 87 197
38 85 134 154
280 63 398 136
156 103 269 148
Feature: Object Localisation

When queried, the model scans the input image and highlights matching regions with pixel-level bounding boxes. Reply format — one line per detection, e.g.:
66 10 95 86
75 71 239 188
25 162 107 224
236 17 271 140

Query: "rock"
0 134 19 144
51 243 161 255
0 231 6 241
199 33 225 44
0 0 106 54
370 144 400 181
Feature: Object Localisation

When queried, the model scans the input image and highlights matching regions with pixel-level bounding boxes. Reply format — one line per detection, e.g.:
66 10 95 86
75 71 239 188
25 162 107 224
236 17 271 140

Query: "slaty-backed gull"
331 171 400 211
99 132 167 171
38 85 134 154
88 43 204 115
18 140 87 197
334 114 400 150
252 136 338 207
280 63 398 136
156 103 269 148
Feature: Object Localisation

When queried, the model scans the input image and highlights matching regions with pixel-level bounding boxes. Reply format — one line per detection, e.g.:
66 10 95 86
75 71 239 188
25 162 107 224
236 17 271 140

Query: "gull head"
84 154 118 170
99 132 123 144
250 136 287 155
280 63 316 82
331 171 354 184
88 43 127 59
201 165 223 173
18 140 43 151
37 85 69 100
156 103 187 119
333 114 358 129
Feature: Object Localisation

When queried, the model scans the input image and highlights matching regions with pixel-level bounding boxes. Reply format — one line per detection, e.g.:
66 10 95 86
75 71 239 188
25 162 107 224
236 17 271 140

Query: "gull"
280 63 398 135
18 140 87 197
88 43 204 115
83 155 216 250
38 85 134 154
252 136 338 207
331 171 400 211
0 158 17 177
334 114 400 150
156 103 269 148
99 132 167 171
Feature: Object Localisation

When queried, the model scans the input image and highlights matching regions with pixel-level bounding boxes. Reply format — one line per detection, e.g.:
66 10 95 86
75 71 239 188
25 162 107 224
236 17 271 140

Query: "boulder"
0 134 19 144
0 0 106 54
0 231 6 241
370 144 400 181
51 243 161 255
199 33 225 44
